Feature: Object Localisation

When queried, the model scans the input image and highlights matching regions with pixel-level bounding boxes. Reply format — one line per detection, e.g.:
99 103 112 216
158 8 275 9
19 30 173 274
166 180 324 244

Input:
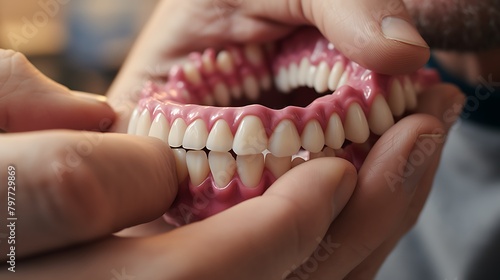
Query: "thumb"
0 49 115 132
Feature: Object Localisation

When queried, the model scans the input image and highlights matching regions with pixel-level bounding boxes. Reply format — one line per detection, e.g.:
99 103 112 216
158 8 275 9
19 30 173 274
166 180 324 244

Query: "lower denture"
128 27 440 226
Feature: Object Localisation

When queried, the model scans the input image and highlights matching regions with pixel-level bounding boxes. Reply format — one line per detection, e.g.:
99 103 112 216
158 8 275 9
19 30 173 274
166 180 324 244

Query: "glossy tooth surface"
265 154 292 179
233 116 268 155
338 71 349 88
186 151 210 186
301 120 325 153
206 119 234 152
209 151 236 189
298 57 310 86
213 82 231 107
237 154 265 188
148 113 170 142
172 149 188 183
127 108 140 135
328 62 345 91
268 120 301 157
182 119 209 150
344 103 370 143
183 62 202 86
202 52 215 73
404 77 417 110
292 157 306 168
314 62 330 93
260 74 272 91
275 67 290 93
244 44 264 66
307 65 318 88
168 118 187 147
136 110 152 136
388 80 406 116
288 63 299 89
369 95 395 135
325 114 345 149
216 51 234 74
243 75 260 100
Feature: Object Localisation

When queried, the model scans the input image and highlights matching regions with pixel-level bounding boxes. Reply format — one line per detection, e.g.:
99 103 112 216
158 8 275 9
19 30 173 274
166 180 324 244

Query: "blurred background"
0 0 158 94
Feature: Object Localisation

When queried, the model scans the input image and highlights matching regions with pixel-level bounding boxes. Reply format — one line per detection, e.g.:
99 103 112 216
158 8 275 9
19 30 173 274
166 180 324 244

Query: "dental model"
127 28 439 225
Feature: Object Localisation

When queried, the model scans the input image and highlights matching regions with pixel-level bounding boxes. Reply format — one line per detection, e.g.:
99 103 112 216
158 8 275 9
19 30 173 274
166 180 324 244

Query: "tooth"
186 151 210 186
388 79 406 116
237 154 265 188
207 119 234 152
127 108 140 134
243 75 260 100
260 74 272 91
324 147 336 157
182 119 209 150
183 62 202 86
344 103 370 143
292 157 306 168
275 67 290 93
213 82 231 106
325 114 345 149
328 62 345 91
306 65 318 88
168 118 187 147
172 149 188 183
265 154 292 179
233 116 268 155
202 51 215 74
298 57 310 86
136 110 152 136
244 44 264 66
209 151 236 188
268 120 301 157
148 113 170 142
314 62 330 93
368 95 395 135
301 120 325 153
403 77 418 110
338 71 349 88
231 85 243 99
216 51 234 74
288 63 299 89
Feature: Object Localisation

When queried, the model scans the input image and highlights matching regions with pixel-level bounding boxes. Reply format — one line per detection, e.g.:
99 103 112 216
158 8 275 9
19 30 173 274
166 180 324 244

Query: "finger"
0 49 115 132
0 131 177 259
242 0 430 74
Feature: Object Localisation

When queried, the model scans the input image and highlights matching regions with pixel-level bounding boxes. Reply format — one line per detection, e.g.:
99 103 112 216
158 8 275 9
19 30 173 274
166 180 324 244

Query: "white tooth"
213 82 231 106
216 51 234 74
127 108 140 135
244 44 264 66
388 79 406 116
344 103 370 143
233 116 268 155
368 95 395 135
136 110 152 136
275 67 290 93
288 63 299 89
209 151 236 188
243 75 260 100
260 74 272 91
182 119 209 150
237 154 265 188
328 62 345 91
404 77 417 110
183 62 202 86
231 85 243 99
324 147 336 157
148 113 170 142
186 151 210 186
310 151 325 159
338 71 349 88
292 157 306 168
301 120 325 153
168 118 187 147
314 62 330 93
265 154 292 179
298 57 310 86
172 149 188 183
306 65 318 88
202 52 215 74
325 114 345 149
268 120 301 157
207 119 234 152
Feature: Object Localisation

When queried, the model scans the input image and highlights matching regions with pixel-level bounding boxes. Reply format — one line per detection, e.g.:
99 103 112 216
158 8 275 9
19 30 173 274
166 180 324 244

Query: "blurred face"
403 0 500 51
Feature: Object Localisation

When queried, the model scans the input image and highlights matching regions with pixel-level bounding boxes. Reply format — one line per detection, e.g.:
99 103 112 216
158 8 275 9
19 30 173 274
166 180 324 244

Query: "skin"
0 0 476 278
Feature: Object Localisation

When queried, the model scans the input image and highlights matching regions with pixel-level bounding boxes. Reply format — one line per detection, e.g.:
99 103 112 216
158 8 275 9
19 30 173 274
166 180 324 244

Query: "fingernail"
71 91 108 103
381 17 429 48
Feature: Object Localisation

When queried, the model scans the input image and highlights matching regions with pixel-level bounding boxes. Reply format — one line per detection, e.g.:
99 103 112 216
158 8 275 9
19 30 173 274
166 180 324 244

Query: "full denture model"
127 27 439 225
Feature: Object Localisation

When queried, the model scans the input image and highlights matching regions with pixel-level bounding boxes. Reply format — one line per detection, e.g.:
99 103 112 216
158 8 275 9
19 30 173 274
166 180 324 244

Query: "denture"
127 27 439 225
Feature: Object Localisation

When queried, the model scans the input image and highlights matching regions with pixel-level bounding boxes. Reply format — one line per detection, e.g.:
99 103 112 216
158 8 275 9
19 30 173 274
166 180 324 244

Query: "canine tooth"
268 120 301 157
328 62 345 91
136 110 152 136
338 71 349 87
301 120 325 153
233 116 268 155
237 154 265 188
275 67 290 93
325 114 345 149
292 157 306 168
209 151 236 188
202 52 215 73
186 151 210 186
127 108 140 134
207 119 234 152
306 65 318 88
168 118 187 147
288 63 299 89
148 113 170 142
298 57 310 86
216 51 234 74
404 77 418 110
314 62 330 93
183 62 202 86
265 154 292 179
368 95 395 135
388 80 406 116
244 44 264 66
213 82 231 106
231 85 243 99
182 119 209 150
172 149 188 183
344 103 370 143
260 74 272 90
243 75 260 100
